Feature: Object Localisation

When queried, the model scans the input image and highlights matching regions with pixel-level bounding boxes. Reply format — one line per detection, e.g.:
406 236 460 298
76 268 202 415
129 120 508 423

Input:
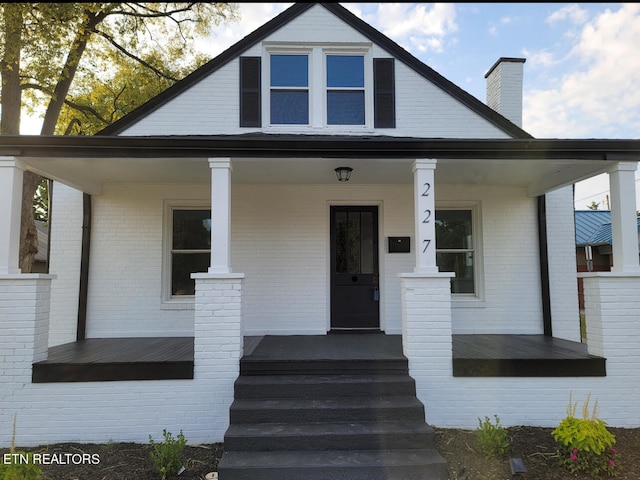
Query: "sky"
21 3 640 210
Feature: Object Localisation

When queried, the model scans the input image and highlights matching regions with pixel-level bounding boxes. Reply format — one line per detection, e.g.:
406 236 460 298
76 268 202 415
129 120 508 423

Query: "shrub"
0 414 43 480
148 429 187 480
476 415 510 458
552 393 618 477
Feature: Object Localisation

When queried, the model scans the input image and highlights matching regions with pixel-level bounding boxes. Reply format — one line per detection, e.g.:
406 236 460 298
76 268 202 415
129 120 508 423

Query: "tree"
0 3 238 272
587 201 600 210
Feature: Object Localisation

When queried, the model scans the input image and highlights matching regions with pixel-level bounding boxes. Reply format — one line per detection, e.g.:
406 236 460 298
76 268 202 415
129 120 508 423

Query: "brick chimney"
485 57 526 128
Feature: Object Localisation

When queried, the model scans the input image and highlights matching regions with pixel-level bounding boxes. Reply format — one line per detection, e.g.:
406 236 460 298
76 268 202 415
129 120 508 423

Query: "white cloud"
524 4 640 138
546 4 589 25
359 3 457 54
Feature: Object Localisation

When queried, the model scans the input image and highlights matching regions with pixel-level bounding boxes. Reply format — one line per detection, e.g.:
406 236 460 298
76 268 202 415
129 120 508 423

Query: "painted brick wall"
420 274 640 429
437 184 544 333
545 186 581 341
48 183 83 346
85 184 210 337
46 182 559 339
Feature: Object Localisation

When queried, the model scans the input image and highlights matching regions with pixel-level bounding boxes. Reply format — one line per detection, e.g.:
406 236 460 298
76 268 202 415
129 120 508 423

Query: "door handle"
373 287 380 301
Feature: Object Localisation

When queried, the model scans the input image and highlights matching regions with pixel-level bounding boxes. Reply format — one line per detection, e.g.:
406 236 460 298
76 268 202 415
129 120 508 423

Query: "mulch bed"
2 426 639 479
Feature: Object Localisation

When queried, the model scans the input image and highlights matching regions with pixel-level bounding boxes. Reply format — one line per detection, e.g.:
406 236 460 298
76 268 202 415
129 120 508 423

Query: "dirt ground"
3 426 640 479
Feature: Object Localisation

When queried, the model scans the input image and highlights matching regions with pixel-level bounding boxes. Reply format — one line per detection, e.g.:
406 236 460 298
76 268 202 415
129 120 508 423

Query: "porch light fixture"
334 167 353 182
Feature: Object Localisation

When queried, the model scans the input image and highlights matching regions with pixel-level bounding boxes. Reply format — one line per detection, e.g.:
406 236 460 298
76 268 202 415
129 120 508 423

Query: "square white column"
413 159 438 273
608 162 640 273
0 157 25 274
208 158 233 274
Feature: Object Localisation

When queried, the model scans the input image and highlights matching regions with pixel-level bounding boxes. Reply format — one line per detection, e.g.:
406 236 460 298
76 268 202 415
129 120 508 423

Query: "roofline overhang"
2 135 640 161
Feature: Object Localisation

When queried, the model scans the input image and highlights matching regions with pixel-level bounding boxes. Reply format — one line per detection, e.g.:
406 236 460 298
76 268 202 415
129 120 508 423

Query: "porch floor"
31 333 605 383
452 334 606 377
32 337 194 383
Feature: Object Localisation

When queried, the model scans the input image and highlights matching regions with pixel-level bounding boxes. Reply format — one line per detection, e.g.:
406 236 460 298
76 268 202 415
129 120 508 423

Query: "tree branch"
93 29 180 82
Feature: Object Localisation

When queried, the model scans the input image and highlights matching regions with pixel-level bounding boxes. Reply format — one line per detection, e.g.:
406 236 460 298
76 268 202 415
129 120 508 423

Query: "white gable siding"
120 4 510 139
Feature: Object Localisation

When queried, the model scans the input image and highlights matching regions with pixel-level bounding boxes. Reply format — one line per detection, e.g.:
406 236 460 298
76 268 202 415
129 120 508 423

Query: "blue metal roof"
575 210 640 246
575 210 611 246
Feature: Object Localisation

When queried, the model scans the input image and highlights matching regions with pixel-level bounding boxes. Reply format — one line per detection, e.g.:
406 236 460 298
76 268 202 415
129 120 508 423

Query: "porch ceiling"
19 154 614 197
4 134 638 195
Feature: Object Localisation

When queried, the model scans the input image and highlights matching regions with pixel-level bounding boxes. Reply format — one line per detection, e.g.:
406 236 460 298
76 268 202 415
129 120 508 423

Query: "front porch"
31 333 605 383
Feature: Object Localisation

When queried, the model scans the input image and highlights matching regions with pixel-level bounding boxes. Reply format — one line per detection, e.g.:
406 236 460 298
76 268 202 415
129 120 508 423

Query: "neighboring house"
575 210 640 273
2 2 640 457
574 210 640 323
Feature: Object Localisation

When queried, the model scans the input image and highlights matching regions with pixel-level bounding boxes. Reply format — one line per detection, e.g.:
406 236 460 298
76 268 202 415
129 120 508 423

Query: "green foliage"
0 413 43 480
552 393 618 477
476 415 510 458
148 429 187 480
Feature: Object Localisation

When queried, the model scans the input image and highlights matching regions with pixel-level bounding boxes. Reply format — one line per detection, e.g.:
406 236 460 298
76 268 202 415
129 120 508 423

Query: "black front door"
330 206 380 330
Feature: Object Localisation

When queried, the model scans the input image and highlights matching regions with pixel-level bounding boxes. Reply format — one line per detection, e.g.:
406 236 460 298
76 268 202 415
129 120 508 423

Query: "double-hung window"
241 47 394 129
170 208 211 297
326 55 365 125
270 54 309 125
435 209 476 294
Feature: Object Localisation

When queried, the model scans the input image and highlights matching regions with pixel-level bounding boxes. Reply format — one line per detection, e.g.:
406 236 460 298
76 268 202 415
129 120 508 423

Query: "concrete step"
218 449 449 480
224 420 436 452
240 357 409 375
233 373 417 399
229 396 426 424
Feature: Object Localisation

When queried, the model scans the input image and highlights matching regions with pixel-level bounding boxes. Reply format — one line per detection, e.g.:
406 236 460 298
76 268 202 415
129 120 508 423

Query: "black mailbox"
388 236 410 253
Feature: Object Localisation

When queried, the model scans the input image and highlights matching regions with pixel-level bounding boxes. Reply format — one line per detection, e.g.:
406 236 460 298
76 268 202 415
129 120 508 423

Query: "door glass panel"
335 212 347 273
347 212 361 274
360 212 373 274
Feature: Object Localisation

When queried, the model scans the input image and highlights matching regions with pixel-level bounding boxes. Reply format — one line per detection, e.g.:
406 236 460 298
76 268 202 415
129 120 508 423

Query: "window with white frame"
326 55 365 125
239 47 395 129
270 53 310 125
435 209 476 294
168 208 211 297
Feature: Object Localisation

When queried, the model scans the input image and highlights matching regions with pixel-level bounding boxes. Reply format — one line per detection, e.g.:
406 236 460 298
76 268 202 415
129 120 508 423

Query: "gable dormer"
101 3 531 140
240 47 394 130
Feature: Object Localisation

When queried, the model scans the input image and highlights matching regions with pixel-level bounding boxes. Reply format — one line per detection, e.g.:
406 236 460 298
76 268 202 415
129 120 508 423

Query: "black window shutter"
240 57 261 127
374 58 395 128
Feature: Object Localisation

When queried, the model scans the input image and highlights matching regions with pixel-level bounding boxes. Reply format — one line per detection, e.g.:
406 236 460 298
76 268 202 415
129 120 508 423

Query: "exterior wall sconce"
334 167 353 182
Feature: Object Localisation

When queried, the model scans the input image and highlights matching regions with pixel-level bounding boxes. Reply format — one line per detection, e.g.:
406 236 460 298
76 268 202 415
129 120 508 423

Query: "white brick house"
1 2 640 448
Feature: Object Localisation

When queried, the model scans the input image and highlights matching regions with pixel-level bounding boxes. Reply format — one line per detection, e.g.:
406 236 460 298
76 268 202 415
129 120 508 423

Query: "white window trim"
161 200 211 310
262 43 374 132
436 201 485 305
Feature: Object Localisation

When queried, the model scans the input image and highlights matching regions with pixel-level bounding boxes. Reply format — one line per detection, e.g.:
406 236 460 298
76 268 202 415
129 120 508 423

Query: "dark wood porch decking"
453 334 606 377
31 334 605 383
32 337 194 383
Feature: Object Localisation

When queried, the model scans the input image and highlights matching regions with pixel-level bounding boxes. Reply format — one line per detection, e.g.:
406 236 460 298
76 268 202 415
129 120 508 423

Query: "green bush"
148 429 187 480
0 452 43 480
551 393 618 477
476 415 510 458
1 414 42 480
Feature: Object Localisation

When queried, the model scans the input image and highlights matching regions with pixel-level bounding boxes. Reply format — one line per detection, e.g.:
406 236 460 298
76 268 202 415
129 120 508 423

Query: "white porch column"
608 161 640 273
413 159 438 274
0 157 25 274
208 158 233 274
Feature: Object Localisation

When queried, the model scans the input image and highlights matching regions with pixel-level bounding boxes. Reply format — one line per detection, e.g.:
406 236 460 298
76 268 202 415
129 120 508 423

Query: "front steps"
217 337 448 480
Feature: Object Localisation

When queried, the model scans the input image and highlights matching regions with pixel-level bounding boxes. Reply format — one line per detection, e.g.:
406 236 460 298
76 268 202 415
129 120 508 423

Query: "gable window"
326 55 365 125
270 54 309 125
240 48 394 129
169 208 211 297
436 209 475 294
